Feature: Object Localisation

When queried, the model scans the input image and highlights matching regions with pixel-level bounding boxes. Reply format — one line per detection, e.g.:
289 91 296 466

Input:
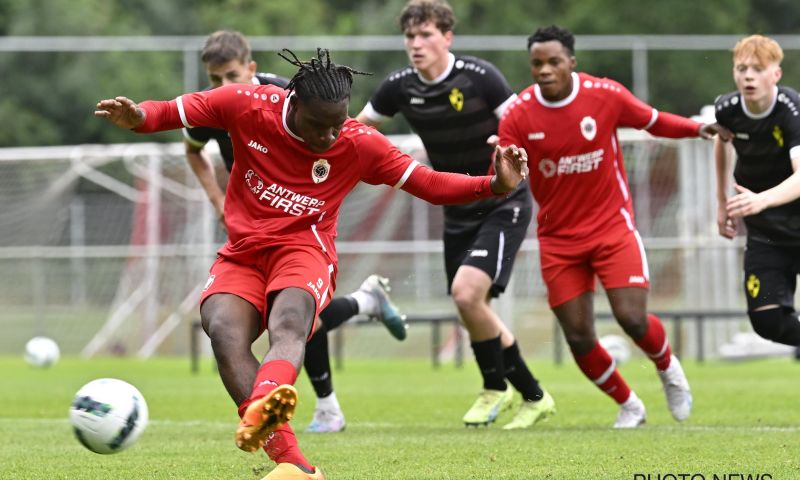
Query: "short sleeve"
472 60 515 115
354 127 415 186
178 84 249 131
183 126 212 147
367 76 401 118
781 89 800 151
613 81 657 130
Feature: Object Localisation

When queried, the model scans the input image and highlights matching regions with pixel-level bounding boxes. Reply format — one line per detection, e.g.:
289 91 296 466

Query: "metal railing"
189 310 751 373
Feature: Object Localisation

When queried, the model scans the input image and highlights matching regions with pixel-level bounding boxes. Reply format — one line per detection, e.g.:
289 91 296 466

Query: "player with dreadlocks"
95 48 529 480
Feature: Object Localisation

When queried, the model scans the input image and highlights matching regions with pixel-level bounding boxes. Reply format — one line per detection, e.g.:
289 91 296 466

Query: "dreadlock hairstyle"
278 48 370 103
527 25 575 55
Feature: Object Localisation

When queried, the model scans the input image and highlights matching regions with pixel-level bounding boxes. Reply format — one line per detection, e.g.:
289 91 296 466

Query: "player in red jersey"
95 48 528 480
498 25 732 428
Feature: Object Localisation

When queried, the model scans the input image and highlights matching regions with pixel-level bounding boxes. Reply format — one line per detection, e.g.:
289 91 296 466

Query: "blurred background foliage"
0 0 798 146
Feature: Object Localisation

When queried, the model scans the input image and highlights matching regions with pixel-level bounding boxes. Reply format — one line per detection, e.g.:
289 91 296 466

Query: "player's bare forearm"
185 147 226 222
94 96 145 130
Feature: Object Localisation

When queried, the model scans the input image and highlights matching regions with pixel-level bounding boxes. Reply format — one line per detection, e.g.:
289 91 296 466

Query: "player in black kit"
356 0 554 429
186 31 408 434
714 34 800 347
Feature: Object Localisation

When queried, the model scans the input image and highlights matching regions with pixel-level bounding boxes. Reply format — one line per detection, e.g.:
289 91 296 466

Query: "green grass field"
1 356 798 479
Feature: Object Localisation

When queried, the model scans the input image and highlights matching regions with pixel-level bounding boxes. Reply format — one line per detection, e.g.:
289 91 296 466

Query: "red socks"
237 360 312 471
573 342 631 404
263 424 313 471
634 313 672 371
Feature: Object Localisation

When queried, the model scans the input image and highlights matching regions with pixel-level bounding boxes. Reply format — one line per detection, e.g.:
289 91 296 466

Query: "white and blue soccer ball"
599 334 632 365
69 378 149 454
23 336 60 368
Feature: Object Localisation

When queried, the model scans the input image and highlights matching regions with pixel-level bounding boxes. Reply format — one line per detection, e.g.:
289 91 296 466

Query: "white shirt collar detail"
416 53 455 85
534 72 581 108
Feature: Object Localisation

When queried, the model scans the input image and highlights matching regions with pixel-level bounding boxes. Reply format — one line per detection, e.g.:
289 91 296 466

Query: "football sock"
749 308 800 346
502 342 543 401
573 341 631 404
316 391 341 411
303 326 334 398
470 336 507 391
249 360 298 402
262 423 313 472
318 296 359 331
350 289 378 316
634 313 672 370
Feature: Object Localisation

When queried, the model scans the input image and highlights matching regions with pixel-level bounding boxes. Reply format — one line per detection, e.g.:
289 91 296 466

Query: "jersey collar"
740 86 779 120
416 53 455 85
282 91 305 143
534 72 581 108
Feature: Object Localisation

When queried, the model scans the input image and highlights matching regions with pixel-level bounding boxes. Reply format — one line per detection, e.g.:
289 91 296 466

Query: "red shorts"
200 244 336 334
540 223 649 308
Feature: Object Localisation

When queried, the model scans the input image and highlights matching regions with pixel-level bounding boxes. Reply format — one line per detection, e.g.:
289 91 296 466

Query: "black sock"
304 325 333 398
503 342 543 401
470 336 507 391
318 296 359 331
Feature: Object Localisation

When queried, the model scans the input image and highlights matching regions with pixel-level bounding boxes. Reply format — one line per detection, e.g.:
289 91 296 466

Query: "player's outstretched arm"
94 96 145 130
699 122 733 141
491 144 529 194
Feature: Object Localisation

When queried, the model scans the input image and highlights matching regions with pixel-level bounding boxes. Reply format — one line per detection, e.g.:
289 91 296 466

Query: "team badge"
580 116 597 141
449 88 464 112
746 274 760 298
538 159 557 178
312 159 330 184
245 169 264 194
773 125 784 147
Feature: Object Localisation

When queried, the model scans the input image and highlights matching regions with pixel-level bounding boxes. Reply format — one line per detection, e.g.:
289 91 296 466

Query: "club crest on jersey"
773 125 784 147
312 159 330 184
449 88 464 112
580 116 597 141
538 159 557 178
245 169 264 194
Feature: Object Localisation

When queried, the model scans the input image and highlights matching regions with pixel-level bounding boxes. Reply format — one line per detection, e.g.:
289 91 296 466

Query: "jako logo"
248 139 268 154
628 276 646 284
470 249 489 257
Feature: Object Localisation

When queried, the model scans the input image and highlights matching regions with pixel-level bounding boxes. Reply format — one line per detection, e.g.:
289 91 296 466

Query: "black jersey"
363 53 530 232
183 73 289 172
715 86 800 245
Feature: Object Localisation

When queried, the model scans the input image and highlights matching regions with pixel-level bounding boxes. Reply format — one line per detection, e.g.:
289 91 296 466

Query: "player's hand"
699 122 733 142
727 184 769 218
490 144 528 194
716 202 737 239
94 96 145 130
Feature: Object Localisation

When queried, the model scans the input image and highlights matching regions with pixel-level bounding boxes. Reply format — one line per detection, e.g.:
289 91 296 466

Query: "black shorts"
443 202 532 298
743 239 800 311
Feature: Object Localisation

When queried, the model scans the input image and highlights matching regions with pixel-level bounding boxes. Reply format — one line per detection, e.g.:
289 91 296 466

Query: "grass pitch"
1 355 798 479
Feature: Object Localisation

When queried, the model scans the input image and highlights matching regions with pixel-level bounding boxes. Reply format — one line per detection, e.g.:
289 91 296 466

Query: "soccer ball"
23 336 60 368
69 378 149 454
599 334 632 365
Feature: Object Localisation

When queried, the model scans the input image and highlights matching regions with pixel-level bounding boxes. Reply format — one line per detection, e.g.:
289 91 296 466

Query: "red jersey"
498 72 700 240
135 84 498 264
